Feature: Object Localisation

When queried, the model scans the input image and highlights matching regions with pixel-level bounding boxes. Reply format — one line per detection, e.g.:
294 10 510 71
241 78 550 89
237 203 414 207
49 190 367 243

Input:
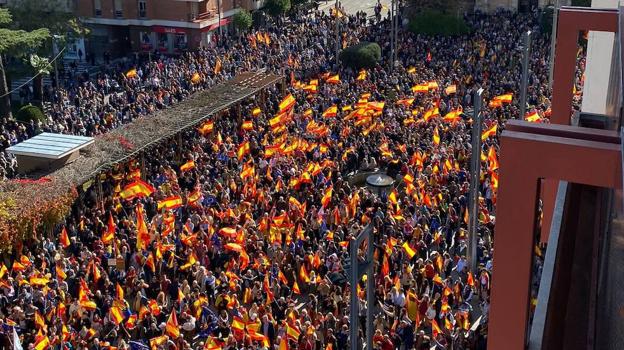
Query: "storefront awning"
203 18 231 32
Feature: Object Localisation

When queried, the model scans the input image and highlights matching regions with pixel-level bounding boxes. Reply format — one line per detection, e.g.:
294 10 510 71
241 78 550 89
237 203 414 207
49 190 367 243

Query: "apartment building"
76 0 263 57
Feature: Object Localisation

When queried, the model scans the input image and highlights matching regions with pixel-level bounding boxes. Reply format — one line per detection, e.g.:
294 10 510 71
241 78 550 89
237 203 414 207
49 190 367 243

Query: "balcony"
191 10 216 22
241 0 265 11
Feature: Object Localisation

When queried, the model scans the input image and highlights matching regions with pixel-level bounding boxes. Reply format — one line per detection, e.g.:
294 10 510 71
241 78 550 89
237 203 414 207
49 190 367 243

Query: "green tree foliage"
233 9 253 32
339 42 382 69
8 0 89 41
409 10 470 36
0 8 50 118
265 0 292 17
15 104 45 124
540 6 554 35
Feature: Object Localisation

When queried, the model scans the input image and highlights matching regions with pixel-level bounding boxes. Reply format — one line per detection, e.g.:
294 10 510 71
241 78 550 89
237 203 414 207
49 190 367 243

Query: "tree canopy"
265 0 292 17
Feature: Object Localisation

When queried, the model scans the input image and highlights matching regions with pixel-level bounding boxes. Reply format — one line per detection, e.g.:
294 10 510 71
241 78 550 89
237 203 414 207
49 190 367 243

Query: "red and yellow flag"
120 180 155 201
59 226 70 248
157 195 183 211
166 311 180 338
180 160 195 172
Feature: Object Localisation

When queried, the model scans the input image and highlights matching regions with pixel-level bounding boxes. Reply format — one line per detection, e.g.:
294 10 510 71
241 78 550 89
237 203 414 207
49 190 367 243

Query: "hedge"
339 42 381 69
409 10 470 36
16 104 45 124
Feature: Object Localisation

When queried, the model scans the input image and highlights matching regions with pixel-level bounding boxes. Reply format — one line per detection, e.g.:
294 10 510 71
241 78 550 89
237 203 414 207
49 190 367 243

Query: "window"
138 0 147 18
114 0 123 18
94 0 102 16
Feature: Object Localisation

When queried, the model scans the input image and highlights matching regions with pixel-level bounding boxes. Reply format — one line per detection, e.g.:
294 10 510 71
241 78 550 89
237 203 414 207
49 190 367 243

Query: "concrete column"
582 0 621 115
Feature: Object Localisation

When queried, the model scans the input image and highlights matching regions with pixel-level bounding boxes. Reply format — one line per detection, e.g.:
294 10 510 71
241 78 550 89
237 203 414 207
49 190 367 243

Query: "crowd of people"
0 5 578 350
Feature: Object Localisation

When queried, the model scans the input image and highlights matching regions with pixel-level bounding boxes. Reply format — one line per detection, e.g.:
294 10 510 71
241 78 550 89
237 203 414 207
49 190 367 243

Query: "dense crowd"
0 6 578 350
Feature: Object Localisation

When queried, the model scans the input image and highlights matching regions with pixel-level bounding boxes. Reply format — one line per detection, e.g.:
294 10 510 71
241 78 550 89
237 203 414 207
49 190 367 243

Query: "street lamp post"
548 0 560 88
52 35 61 87
468 88 484 274
335 0 340 65
520 31 532 119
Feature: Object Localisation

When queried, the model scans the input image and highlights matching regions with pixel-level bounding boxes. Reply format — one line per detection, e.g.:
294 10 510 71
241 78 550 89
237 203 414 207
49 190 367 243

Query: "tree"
29 54 52 103
0 8 50 118
9 0 89 105
339 42 382 69
233 9 253 32
265 0 292 17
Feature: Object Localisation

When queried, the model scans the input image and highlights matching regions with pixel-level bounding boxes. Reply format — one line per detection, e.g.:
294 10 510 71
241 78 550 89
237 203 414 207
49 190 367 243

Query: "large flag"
402 242 416 259
481 124 498 141
120 180 155 201
237 141 251 160
165 311 180 339
321 186 333 208
157 195 183 211
278 94 296 112
136 205 150 251
180 160 195 172
322 106 338 118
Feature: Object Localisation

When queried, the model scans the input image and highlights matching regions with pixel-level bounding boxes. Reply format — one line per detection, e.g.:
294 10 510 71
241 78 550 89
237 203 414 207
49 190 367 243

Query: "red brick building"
77 0 264 56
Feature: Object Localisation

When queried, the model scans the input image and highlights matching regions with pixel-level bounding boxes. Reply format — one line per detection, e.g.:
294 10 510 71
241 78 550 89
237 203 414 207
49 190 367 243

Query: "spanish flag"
286 323 301 341
119 179 155 201
33 332 50 350
292 281 301 294
191 72 201 84
423 107 440 122
407 66 416 74
125 69 138 78
237 141 250 160
412 84 429 93
299 265 310 283
180 160 195 172
34 310 45 329
110 306 124 325
198 120 214 135
150 335 168 349
321 186 333 208
402 242 416 259
433 126 440 146
481 124 498 141
322 105 338 118
445 85 457 95
396 98 414 107
0 264 6 279
368 101 385 112
432 319 442 337
242 120 253 131
157 195 183 211
525 110 541 122
165 311 180 338
443 108 462 123
278 94 296 112
102 213 115 244
326 74 340 84
59 226 70 248
388 189 398 205
116 283 124 301
252 107 262 117
356 69 367 81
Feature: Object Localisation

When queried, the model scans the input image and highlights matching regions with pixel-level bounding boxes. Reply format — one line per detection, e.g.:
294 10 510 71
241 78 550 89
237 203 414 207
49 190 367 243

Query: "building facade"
76 0 263 57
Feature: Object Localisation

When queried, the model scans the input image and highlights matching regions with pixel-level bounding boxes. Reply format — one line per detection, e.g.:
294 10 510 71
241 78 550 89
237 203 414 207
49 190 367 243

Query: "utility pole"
335 0 341 65
389 0 395 69
393 0 398 65
548 0 560 88
520 31 532 119
468 88 484 274
217 0 222 43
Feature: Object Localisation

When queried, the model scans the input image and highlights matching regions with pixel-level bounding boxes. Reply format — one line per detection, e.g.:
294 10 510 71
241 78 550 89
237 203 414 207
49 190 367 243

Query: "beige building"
76 0 264 56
